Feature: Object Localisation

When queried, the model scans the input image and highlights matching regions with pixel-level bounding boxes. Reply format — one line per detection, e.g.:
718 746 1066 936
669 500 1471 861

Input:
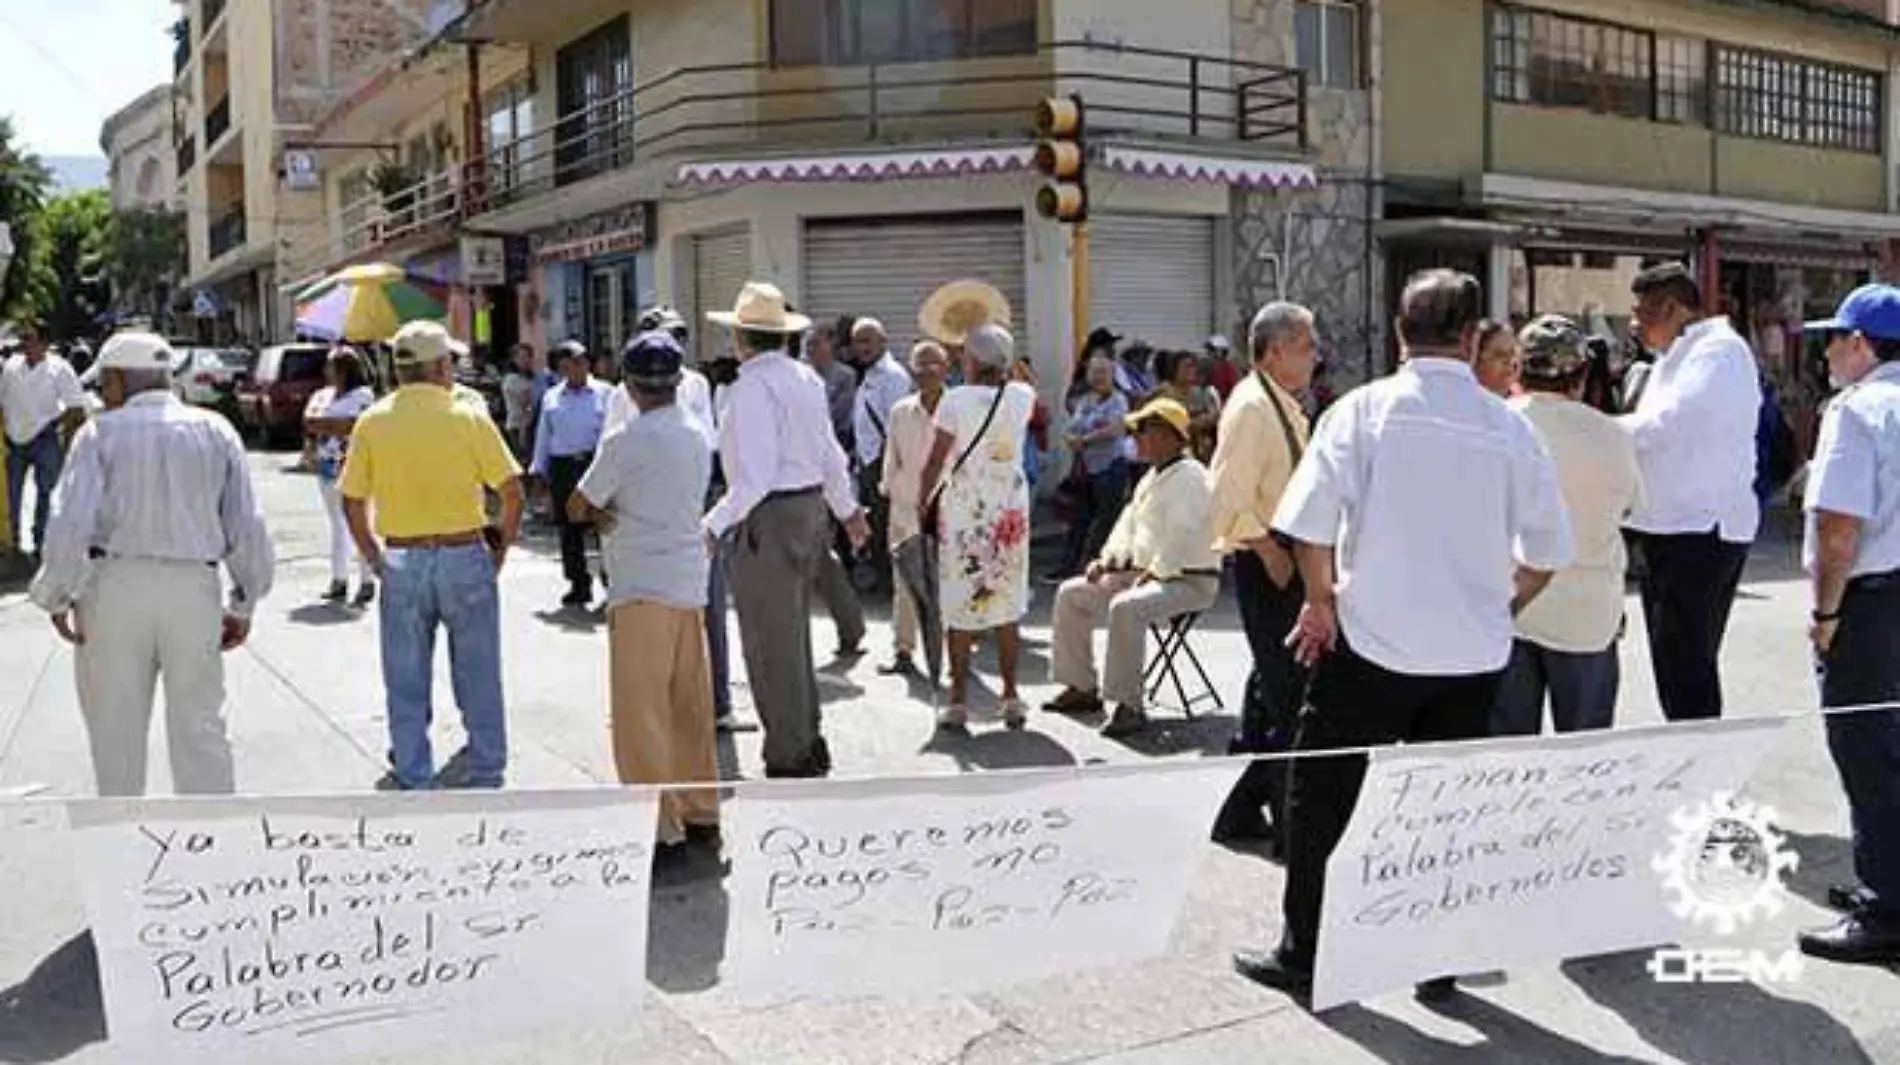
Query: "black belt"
764 485 822 503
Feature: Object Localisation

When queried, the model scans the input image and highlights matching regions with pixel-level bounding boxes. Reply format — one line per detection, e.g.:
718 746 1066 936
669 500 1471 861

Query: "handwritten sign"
1311 718 1784 1009
721 763 1239 999
68 791 658 1065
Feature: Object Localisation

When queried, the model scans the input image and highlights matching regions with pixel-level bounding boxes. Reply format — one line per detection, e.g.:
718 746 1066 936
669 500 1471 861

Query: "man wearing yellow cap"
1045 397 1220 737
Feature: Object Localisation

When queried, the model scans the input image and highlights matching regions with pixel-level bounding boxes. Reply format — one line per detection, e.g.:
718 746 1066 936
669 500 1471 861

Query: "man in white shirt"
30 332 273 796
705 282 869 778
1 322 88 557
1046 398 1220 737
877 341 949 675
1494 315 1647 735
1235 269 1573 999
571 330 721 873
1622 262 1762 722
850 317 914 593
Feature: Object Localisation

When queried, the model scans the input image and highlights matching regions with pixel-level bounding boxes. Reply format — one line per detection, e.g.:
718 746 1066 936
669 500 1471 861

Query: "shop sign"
463 236 508 286
531 203 656 266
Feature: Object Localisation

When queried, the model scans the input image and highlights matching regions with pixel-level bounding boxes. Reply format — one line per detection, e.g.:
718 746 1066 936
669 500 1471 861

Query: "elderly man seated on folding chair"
1045 397 1220 737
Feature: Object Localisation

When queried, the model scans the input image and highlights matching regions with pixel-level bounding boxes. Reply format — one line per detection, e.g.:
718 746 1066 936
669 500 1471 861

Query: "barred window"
1714 46 1881 152
1490 8 1651 120
1655 35 1705 125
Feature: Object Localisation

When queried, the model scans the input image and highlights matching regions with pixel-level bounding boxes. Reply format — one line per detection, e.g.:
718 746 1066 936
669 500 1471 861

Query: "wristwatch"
1812 609 1841 623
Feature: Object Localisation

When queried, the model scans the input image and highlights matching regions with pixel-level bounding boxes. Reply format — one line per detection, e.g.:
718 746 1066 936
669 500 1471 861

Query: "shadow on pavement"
285 602 368 628
1562 951 1877 1064
0 931 105 1063
1110 714 1239 758
647 879 730 995
1324 994 1652 1064
531 606 605 633
1781 830 1857 914
920 728 1077 771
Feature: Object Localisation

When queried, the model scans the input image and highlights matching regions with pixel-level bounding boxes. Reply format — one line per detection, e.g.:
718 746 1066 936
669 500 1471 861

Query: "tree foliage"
0 116 52 322
109 207 187 331
25 190 112 342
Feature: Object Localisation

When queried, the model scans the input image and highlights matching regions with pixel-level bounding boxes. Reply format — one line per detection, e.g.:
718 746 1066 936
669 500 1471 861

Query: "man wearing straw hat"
705 282 869 778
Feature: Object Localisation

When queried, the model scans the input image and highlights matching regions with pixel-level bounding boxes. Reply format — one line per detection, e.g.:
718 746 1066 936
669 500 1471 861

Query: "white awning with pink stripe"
1099 147 1318 189
675 147 1035 187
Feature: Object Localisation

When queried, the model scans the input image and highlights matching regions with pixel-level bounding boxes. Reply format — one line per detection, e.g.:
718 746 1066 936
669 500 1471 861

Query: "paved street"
0 451 1895 1064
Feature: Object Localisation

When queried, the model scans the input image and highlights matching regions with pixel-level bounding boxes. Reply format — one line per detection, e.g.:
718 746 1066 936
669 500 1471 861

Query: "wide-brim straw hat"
706 281 811 334
919 280 1013 346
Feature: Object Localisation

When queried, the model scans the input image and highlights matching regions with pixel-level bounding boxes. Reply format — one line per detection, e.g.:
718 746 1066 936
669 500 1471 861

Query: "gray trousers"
1490 638 1619 735
813 542 867 652
729 490 832 775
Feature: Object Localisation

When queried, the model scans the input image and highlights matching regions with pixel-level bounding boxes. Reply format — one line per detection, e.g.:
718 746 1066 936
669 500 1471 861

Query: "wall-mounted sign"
530 203 656 266
463 235 507 286
282 150 321 192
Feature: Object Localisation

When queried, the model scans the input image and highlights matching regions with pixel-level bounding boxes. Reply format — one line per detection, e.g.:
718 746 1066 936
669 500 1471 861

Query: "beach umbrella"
294 263 447 342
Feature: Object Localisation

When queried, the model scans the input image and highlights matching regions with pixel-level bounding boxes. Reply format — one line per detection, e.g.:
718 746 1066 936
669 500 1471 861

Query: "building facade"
101 86 181 213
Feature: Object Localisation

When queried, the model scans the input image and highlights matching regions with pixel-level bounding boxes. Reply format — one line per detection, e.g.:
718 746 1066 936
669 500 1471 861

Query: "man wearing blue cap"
1797 284 1900 966
571 330 720 867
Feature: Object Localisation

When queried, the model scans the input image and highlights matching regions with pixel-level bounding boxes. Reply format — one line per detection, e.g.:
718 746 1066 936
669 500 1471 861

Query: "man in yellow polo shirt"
341 320 523 791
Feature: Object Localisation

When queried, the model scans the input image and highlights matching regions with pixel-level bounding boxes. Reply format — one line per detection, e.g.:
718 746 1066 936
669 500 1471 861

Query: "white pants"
1052 572 1221 707
318 477 372 585
75 559 234 796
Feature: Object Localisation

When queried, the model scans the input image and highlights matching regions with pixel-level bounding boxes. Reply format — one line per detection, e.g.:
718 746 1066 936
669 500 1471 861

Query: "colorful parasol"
293 263 447 342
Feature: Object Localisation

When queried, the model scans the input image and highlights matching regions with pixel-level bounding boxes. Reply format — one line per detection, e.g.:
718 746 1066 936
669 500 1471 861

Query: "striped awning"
676 147 1034 187
1100 147 1318 189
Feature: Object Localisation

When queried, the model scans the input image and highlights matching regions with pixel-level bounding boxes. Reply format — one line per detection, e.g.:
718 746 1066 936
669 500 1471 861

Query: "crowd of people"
15 256 1897 972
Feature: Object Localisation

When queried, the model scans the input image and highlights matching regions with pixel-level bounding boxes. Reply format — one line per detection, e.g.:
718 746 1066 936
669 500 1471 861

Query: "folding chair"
1143 611 1224 719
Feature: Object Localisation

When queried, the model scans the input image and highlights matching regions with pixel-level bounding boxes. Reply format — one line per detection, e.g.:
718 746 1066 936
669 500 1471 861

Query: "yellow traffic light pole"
1035 93 1091 370
1071 221 1089 370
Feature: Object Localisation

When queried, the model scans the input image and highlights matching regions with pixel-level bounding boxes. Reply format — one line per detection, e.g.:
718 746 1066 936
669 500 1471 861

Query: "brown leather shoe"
1042 687 1103 714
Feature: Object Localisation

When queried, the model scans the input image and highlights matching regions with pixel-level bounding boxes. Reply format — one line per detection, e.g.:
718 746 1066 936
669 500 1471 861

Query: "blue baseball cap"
620 329 684 388
1805 284 1900 341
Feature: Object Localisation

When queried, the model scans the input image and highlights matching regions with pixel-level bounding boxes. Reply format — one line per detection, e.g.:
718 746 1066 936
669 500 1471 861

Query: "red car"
236 343 330 446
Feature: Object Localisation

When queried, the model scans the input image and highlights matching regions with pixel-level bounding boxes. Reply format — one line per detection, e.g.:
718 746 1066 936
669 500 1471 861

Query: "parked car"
169 347 249 407
236 343 330 446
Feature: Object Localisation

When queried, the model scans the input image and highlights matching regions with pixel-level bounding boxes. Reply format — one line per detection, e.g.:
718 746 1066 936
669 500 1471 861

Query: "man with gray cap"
1493 315 1646 736
342 320 523 791
572 330 719 865
31 331 273 796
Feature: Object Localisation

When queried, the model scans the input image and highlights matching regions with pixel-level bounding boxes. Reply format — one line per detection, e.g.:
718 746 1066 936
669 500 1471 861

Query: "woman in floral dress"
919 323 1035 731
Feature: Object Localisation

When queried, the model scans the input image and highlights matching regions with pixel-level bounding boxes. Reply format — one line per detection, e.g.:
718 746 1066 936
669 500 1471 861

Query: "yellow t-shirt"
339 384 520 538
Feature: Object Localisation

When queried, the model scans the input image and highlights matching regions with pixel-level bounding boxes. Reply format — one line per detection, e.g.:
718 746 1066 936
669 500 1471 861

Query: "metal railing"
209 205 246 260
468 39 1307 211
176 135 197 176
205 95 231 147
321 169 464 262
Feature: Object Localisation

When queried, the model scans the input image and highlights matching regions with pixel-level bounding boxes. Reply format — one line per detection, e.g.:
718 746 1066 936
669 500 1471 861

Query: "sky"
0 0 175 159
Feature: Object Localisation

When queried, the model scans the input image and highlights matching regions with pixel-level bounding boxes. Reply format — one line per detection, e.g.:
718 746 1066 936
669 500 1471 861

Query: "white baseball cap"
1206 334 1231 351
97 330 175 371
391 321 457 365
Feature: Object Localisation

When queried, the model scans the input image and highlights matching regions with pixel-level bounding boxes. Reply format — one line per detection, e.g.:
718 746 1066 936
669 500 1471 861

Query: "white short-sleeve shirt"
1804 361 1900 578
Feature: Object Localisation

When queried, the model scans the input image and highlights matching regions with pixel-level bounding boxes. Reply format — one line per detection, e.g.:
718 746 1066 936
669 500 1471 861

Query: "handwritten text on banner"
69 791 658 1065
722 763 1240 998
1311 718 1784 1010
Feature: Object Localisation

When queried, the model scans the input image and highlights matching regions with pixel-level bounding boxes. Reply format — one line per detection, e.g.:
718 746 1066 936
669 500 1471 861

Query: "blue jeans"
6 425 63 552
379 543 506 789
1490 638 1619 735
706 539 732 718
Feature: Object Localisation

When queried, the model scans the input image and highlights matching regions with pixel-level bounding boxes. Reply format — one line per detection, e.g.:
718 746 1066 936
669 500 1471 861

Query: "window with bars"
1714 46 1881 153
1295 1 1361 90
1655 35 1705 125
770 0 1037 66
1491 7 1652 119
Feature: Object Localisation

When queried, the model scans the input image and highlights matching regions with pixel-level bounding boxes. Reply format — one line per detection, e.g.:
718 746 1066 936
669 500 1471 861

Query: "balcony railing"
209 205 246 260
468 39 1307 212
176 135 197 175
205 95 231 147
332 169 464 257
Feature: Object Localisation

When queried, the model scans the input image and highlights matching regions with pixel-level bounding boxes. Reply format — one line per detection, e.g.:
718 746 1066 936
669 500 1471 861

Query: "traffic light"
1034 94 1087 224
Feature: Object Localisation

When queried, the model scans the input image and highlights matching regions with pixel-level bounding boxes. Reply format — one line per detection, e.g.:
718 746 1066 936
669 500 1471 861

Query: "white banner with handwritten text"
1312 718 1785 1010
721 762 1241 998
69 790 658 1065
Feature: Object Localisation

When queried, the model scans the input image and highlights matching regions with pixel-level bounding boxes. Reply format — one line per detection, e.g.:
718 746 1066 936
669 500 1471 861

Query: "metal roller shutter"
691 226 751 366
1087 214 1216 353
803 213 1026 358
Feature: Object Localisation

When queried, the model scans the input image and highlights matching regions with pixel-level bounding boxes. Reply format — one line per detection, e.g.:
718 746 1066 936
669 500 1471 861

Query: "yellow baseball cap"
1126 397 1190 436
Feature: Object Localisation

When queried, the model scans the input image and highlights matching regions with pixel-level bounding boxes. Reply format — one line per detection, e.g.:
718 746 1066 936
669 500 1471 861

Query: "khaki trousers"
893 578 919 657
608 600 719 843
1052 572 1221 707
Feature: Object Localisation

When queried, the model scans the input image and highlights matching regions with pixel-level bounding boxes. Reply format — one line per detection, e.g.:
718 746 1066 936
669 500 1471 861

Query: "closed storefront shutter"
803 213 1026 358
1087 214 1215 354
690 226 751 366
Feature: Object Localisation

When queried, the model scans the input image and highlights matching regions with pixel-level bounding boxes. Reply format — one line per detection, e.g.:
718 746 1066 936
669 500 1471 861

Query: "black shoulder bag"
921 385 1008 542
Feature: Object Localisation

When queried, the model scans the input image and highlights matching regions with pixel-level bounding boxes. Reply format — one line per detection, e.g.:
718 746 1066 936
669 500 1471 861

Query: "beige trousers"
893 578 919 657
608 600 719 843
1051 572 1221 707
75 558 234 796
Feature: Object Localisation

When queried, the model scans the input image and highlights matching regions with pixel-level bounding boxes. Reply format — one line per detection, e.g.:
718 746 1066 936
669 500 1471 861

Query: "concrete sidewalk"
0 459 1895 1064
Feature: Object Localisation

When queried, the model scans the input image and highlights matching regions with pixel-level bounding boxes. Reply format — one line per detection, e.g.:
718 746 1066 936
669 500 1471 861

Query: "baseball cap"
620 330 684 388
1805 284 1900 341
97 330 175 371
1206 334 1231 352
1125 397 1190 437
552 339 590 364
1516 314 1589 380
390 321 457 365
